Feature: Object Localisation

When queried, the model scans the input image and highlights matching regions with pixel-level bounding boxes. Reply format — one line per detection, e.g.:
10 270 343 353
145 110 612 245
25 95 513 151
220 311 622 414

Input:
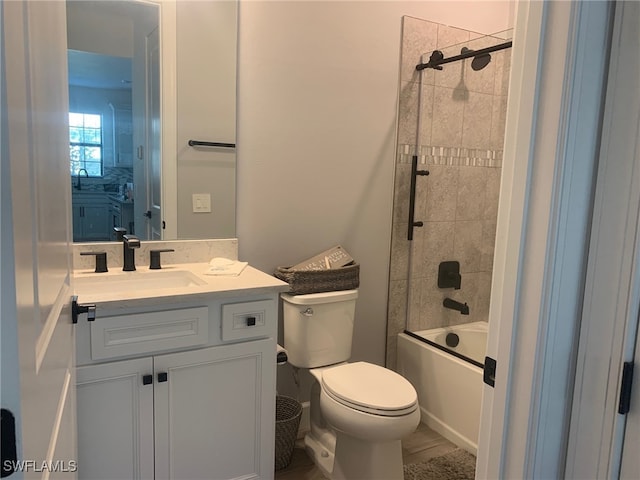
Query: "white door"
1 0 77 477
147 27 163 240
133 20 162 241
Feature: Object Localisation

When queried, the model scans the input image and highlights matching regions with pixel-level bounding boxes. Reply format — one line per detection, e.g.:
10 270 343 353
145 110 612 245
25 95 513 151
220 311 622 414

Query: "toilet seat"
321 362 418 417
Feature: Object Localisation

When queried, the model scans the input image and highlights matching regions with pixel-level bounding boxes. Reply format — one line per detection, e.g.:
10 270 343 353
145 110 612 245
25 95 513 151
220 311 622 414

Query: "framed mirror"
67 0 237 242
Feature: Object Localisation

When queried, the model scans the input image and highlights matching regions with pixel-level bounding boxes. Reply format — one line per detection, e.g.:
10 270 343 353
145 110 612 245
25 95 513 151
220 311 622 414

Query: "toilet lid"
321 362 417 416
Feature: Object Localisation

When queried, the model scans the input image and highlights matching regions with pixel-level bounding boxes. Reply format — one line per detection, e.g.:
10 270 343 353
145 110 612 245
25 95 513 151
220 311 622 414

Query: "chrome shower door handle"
301 308 314 317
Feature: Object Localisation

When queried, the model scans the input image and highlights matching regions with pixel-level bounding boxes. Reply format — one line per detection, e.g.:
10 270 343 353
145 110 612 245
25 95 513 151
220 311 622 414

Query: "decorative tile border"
397 143 503 168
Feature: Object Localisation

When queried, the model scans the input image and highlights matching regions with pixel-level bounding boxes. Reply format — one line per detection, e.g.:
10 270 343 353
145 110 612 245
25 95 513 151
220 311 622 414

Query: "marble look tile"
406 279 424 332
386 335 398 371
431 86 464 147
409 231 425 279
491 94 508 150
387 279 408 336
484 167 502 222
401 16 438 85
392 163 411 224
73 238 238 270
493 49 512 97
480 221 497 272
420 221 455 277
439 271 490 326
456 166 488 221
397 81 419 145
424 165 458 222
418 84 435 146
434 25 471 90
462 35 498 95
453 220 483 273
461 91 493 150
389 221 410 281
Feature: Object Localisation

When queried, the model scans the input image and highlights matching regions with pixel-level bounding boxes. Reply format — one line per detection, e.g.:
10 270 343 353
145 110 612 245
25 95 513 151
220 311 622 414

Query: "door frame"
477 1 614 478
565 2 640 477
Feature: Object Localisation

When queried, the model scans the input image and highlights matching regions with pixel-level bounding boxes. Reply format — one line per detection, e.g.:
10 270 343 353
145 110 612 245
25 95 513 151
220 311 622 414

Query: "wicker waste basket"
274 395 302 471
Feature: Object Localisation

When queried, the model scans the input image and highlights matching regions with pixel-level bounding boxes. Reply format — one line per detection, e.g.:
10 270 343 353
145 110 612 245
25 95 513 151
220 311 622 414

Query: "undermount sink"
75 270 207 295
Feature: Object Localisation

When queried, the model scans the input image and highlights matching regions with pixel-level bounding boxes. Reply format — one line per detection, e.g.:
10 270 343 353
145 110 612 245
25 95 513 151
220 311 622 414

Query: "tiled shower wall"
386 17 511 369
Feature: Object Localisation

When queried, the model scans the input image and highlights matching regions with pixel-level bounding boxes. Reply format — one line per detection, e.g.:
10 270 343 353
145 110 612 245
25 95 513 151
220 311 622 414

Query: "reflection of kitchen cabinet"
113 105 133 166
75 297 278 480
72 193 110 241
108 197 135 238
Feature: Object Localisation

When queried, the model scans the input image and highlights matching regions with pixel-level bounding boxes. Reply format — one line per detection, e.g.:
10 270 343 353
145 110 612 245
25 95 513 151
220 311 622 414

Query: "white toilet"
282 289 420 480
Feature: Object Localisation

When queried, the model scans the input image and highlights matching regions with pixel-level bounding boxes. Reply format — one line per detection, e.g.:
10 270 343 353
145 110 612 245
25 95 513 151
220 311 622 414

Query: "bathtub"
397 321 487 454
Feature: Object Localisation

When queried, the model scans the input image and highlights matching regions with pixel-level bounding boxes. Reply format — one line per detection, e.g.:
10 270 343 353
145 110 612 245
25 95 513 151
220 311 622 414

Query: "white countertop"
73 262 289 308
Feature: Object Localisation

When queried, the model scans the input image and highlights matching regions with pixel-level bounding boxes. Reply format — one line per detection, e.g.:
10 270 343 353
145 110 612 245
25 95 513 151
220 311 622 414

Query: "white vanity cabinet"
75 294 280 480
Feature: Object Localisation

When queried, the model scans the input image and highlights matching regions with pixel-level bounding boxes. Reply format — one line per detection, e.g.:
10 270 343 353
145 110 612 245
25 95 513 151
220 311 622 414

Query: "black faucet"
75 168 89 190
443 297 469 315
122 234 140 271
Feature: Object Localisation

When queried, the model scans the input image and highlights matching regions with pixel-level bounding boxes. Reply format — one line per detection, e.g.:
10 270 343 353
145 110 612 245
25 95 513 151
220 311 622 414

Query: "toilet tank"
282 289 358 368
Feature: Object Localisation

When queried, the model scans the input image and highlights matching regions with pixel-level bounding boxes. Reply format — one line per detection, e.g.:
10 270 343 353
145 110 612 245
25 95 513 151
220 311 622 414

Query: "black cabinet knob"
247 316 256 326
142 374 153 385
158 372 168 383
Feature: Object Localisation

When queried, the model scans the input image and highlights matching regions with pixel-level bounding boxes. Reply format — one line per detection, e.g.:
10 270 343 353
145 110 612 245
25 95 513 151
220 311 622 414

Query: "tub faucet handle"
301 307 314 317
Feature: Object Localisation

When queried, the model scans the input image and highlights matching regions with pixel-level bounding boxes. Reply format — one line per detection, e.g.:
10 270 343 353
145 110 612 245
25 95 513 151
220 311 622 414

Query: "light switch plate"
192 193 211 213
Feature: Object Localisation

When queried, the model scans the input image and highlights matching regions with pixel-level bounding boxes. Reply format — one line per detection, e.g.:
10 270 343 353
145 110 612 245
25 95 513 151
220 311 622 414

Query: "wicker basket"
274 395 302 471
274 262 360 295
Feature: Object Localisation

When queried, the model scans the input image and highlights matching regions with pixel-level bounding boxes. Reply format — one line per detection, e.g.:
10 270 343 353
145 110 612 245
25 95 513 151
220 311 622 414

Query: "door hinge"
618 361 634 415
484 356 496 388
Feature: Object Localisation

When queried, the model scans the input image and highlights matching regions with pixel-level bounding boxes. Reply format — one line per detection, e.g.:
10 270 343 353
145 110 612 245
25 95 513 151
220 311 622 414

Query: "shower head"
461 47 492 71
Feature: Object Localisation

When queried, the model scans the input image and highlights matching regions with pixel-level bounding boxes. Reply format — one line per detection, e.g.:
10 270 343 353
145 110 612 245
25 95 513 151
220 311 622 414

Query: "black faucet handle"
80 251 108 273
149 249 175 270
113 227 127 241
123 234 141 248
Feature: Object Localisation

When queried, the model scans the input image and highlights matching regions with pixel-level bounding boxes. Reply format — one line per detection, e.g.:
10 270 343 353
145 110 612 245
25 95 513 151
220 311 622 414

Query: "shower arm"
408 155 429 241
416 40 513 71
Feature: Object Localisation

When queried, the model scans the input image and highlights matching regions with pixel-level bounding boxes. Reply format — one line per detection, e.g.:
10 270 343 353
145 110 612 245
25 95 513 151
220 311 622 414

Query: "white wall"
236 1 514 375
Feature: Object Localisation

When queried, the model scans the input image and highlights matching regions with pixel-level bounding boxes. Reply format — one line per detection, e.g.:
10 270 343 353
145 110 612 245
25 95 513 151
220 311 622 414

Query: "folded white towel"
204 257 248 276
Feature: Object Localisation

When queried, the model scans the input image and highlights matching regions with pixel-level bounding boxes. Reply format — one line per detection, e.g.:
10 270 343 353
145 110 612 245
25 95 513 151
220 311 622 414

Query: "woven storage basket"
274 262 360 295
274 395 302 471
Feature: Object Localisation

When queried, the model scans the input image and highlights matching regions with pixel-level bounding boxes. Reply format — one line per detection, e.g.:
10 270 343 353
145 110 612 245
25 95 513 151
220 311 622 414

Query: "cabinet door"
76 358 155 480
82 203 111 240
154 339 276 480
72 204 83 242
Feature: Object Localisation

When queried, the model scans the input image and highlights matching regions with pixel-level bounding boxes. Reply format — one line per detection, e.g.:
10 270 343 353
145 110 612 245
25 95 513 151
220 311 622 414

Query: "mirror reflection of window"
69 112 103 177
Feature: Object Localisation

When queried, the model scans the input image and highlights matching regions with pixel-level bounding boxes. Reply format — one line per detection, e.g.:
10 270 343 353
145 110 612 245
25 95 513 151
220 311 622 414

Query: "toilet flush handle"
301 307 314 317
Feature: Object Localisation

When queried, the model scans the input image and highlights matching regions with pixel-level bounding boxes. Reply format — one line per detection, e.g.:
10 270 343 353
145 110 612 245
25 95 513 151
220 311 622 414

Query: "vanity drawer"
221 300 274 341
91 306 209 360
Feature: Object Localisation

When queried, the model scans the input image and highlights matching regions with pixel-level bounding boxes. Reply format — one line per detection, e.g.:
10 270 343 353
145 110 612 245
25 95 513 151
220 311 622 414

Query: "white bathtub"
397 321 487 454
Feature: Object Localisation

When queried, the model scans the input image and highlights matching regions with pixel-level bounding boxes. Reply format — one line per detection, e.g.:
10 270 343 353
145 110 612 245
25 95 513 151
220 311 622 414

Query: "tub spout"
443 297 469 315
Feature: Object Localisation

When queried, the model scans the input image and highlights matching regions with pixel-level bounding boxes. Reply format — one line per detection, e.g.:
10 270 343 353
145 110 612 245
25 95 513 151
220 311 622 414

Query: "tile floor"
275 422 459 480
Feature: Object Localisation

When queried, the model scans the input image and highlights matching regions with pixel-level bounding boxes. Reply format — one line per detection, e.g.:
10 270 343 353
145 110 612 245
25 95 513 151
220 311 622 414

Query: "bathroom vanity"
72 243 288 480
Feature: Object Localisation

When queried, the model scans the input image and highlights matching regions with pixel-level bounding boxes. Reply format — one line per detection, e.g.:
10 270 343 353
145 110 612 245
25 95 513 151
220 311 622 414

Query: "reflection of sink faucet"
122 235 140 271
443 297 470 315
75 168 89 190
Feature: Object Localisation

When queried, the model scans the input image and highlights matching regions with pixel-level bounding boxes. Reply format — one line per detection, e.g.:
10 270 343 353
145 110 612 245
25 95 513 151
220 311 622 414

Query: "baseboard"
298 401 310 439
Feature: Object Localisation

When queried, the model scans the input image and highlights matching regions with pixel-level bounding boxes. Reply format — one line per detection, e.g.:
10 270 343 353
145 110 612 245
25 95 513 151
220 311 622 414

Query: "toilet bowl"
305 362 420 480
282 290 420 479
